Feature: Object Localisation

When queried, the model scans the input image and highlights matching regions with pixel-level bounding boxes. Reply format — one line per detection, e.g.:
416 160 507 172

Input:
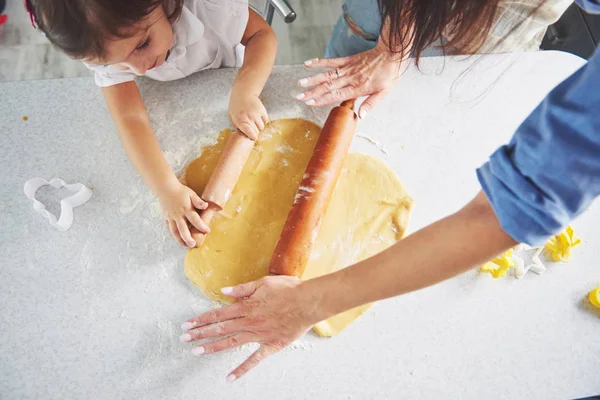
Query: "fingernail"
298 78 308 87
179 333 192 343
192 346 205 356
305 99 315 106
295 92 305 100
181 322 194 331
221 287 234 295
226 374 237 383
304 58 317 66
359 109 368 119
188 241 196 248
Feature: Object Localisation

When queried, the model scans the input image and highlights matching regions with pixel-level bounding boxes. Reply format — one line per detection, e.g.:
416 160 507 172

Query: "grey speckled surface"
1 57 600 400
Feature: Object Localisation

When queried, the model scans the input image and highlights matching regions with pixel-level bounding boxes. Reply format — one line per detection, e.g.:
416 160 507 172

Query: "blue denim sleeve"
477 49 600 245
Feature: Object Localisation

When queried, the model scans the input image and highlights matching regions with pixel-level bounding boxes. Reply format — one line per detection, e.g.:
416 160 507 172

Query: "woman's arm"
311 191 515 316
228 8 277 139
180 191 516 381
103 82 209 247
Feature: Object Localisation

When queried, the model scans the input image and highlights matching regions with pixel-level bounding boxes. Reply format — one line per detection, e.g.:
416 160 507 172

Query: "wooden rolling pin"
269 99 358 277
191 131 256 247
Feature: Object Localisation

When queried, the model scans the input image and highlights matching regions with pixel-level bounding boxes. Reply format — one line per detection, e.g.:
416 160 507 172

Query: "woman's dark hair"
378 0 503 62
29 0 184 60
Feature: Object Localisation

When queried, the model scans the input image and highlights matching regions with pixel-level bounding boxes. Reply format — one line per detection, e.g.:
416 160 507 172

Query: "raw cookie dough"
184 119 413 336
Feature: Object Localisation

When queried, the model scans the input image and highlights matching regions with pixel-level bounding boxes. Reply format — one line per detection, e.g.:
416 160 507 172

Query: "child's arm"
102 81 210 247
228 8 278 140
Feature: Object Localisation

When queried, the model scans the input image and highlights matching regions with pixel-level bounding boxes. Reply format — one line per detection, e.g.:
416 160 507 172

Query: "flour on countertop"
356 133 389 157
79 241 94 271
120 187 143 214
234 338 314 355
163 134 217 176
287 339 315 351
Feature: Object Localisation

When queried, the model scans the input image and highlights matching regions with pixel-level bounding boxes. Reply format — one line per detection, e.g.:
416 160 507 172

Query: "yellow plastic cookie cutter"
544 225 581 262
481 249 516 278
481 245 546 279
589 285 600 309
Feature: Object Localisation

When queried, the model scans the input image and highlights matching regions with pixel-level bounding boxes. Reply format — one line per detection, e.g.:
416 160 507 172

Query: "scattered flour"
288 339 315 351
355 132 389 156
275 144 294 153
120 187 143 214
163 133 216 176
298 185 315 193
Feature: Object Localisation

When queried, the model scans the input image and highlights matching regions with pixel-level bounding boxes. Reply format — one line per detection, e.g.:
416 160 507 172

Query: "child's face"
85 6 173 75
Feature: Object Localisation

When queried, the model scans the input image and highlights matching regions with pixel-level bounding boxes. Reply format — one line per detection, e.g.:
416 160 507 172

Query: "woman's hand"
229 92 269 140
159 181 210 248
180 276 323 382
296 43 404 119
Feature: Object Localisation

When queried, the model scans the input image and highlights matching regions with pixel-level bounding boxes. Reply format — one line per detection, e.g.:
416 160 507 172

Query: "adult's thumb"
222 281 258 299
358 91 388 120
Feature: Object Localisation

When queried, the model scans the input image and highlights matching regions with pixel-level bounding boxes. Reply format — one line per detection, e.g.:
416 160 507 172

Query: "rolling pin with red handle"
269 100 358 277
191 131 256 247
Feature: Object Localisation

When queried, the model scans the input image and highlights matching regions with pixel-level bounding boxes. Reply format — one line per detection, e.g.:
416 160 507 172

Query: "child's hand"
159 182 210 248
228 93 269 140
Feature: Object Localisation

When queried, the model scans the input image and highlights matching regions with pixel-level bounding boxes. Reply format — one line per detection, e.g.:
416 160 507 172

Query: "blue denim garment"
477 0 600 245
325 0 444 58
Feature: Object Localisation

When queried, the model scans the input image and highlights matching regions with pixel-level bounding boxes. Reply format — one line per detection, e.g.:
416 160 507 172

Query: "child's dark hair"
28 0 184 60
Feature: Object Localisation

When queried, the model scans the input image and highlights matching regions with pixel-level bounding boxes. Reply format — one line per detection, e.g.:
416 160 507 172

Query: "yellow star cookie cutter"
480 226 581 279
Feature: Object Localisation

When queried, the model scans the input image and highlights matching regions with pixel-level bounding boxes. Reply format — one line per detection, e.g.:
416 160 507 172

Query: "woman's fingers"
297 67 346 90
358 90 389 120
192 333 255 356
176 218 195 248
303 56 350 69
182 302 246 331
180 276 314 381
228 345 278 382
167 220 186 247
186 211 210 234
181 319 245 343
298 76 350 102
305 86 357 107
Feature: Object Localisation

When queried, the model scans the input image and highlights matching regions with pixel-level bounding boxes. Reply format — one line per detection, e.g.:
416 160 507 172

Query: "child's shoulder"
184 0 248 20
182 0 249 42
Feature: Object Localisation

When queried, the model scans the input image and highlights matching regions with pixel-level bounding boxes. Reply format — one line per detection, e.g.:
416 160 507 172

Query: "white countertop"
1 51 599 399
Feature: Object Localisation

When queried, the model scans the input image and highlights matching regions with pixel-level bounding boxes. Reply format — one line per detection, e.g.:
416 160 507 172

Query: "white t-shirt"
86 0 249 87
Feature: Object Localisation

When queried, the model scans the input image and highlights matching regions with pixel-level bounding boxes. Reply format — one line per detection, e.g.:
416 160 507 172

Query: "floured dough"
184 119 413 336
